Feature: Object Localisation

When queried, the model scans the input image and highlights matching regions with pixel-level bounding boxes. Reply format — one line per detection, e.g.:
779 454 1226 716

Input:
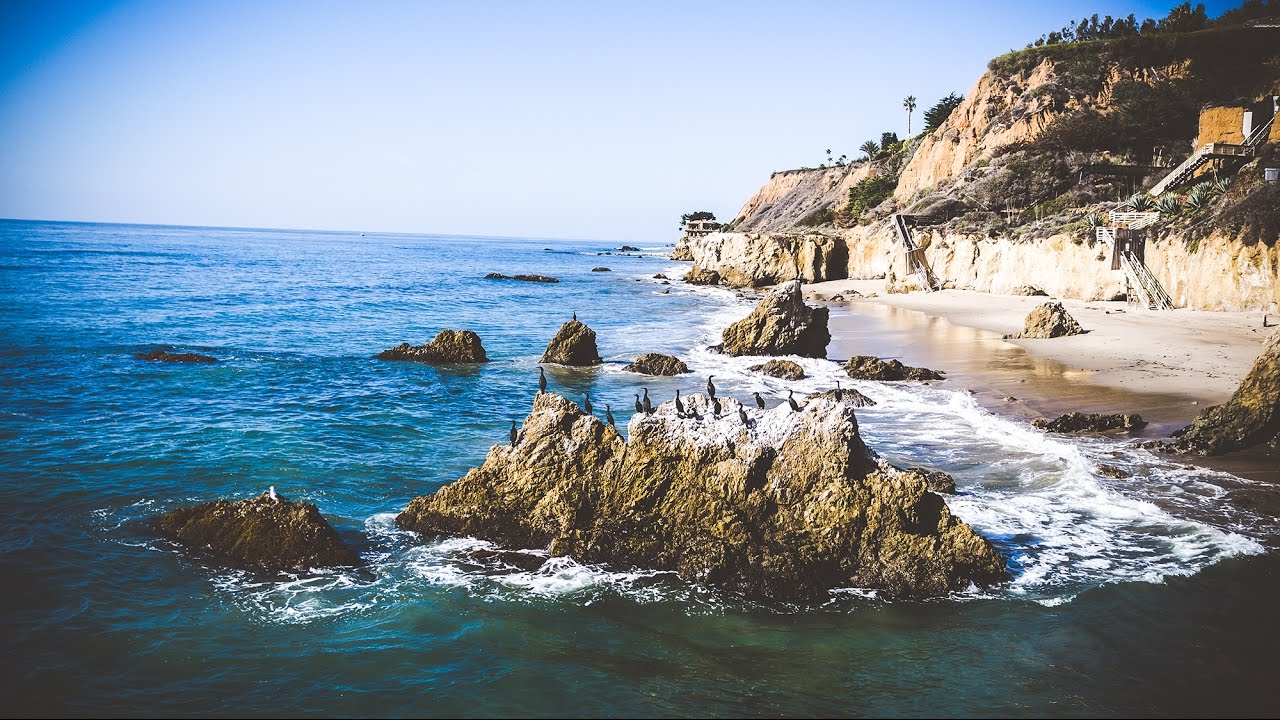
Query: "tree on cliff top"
680 211 719 229
903 95 917 136
924 93 964 133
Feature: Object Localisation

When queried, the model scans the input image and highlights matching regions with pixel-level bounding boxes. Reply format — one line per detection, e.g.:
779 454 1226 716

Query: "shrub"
797 205 834 227
924 93 964 132
1156 195 1182 213
1125 193 1155 211
837 174 898 225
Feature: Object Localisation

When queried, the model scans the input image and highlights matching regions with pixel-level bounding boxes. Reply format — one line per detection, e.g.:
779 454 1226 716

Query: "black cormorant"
674 389 685 417
706 375 716 398
788 389 801 412
711 396 721 416
835 380 843 401
605 404 615 427
753 391 765 409
538 367 547 393
738 404 748 425
584 392 593 415
642 388 653 414
509 420 518 447
635 394 644 414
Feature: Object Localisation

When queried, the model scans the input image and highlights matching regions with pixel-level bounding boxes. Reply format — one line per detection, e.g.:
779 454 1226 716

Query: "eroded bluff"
397 392 1006 600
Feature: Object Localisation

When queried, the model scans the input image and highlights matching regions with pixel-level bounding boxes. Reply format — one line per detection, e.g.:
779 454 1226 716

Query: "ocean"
1 219 1277 717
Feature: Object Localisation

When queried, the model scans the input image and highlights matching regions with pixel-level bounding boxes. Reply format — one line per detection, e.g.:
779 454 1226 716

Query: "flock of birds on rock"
513 363 848 447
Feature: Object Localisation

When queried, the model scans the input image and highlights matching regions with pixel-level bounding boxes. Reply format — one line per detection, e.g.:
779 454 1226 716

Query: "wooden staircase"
1119 252 1174 310
892 214 941 291
1150 116 1271 196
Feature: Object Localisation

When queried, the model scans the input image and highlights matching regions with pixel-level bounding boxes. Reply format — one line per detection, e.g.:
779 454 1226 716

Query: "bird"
642 388 653 414
674 389 685 417
835 380 843 402
635 394 644 414
584 392 593 415
538 367 547 393
268 485 279 503
509 420 519 447
572 311 577 321
753 391 765 410
605 404 615 427
711 396 721 416
706 375 716 398
738 404 749 425
788 389 801 412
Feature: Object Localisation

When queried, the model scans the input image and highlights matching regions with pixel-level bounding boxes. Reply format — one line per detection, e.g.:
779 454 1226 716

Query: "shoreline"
795 279 1278 484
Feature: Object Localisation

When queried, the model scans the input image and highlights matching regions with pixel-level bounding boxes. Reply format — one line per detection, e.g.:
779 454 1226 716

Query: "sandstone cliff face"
396 393 1007 600
722 281 830 358
732 164 877 232
1166 329 1280 454
684 231 849 288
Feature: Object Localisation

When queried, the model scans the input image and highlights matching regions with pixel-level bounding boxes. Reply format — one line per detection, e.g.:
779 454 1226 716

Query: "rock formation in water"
624 353 689 376
1032 412 1146 433
721 281 830 358
396 392 1007 600
844 356 944 381
683 267 720 285
1016 301 1085 339
376 330 488 364
485 273 559 283
540 319 603 366
1164 329 1280 455
136 349 217 364
619 245 640 252
592 267 611 272
156 493 359 572
750 359 807 380
805 387 877 407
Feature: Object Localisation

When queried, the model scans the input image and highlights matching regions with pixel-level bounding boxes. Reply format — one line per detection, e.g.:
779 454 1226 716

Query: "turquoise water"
1 219 1278 717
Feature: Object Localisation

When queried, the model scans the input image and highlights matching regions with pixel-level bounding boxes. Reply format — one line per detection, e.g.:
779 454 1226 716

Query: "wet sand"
806 285 1278 485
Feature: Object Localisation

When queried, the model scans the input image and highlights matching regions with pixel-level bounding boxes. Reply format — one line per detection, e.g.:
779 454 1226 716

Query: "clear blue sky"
0 0 1240 242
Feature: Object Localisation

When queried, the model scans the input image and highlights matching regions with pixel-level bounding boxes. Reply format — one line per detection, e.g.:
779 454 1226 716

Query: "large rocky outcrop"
1032 412 1147 433
624 353 689 376
1164 329 1280 455
136 349 217 364
156 493 359 572
377 330 488 363
1015 301 1085 339
844 356 944 381
682 232 848 288
540 319 603 366
485 273 559 283
396 392 1006 600
721 281 830 358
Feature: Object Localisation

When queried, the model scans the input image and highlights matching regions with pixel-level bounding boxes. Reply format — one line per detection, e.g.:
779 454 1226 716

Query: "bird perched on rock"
509 420 519 447
753 392 765 410
706 375 716 399
712 396 721 416
584 392 593 415
538 367 547 394
738 404 749 425
674 389 685 417
635 394 644 414
605 404 615 427
642 388 653 414
572 311 577 321
788 389 801 412
835 380 843 402
268 486 279 503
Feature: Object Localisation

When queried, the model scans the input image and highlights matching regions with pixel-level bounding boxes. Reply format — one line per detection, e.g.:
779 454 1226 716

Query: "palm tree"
903 95 917 135
859 140 879 160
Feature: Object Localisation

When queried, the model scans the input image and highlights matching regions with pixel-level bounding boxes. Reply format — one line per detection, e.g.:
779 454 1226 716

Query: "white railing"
1108 211 1160 229
1095 226 1116 243
1120 252 1173 310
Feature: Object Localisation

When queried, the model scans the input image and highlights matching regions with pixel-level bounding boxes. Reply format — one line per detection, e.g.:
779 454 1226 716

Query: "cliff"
397 392 1007 600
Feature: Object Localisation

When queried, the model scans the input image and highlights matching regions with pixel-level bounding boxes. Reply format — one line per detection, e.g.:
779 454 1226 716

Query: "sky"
0 0 1243 242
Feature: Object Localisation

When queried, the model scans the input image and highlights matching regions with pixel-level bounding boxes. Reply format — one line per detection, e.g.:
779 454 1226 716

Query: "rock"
653 273 668 280
721 281 830 358
136 349 217 364
540 319 603 366
623 352 689 376
683 267 721 285
805 388 877 407
396 392 1007 600
1163 329 1280 455
619 245 640 252
485 273 559 283
1096 464 1129 478
901 466 958 494
1011 285 1048 296
1016 301 1084 339
670 239 694 261
844 356 944 381
592 267 611 272
1031 412 1146 433
678 232 848 286
376 330 488 364
750 359 806 380
156 493 359 573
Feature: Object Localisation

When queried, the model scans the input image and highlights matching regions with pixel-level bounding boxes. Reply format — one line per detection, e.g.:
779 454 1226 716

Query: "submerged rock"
396 392 1007 600
376 330 488 364
136 349 217 364
844 356 944 381
156 493 359 573
1032 412 1146 433
624 352 689 376
619 245 640 252
750 359 806 380
485 273 559 283
1016 301 1084 339
653 273 669 280
722 281 830 358
592 267 612 272
540 319 603 366
1163 329 1280 455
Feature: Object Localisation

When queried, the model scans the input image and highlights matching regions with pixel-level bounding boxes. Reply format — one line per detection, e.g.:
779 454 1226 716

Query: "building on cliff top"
681 219 721 239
